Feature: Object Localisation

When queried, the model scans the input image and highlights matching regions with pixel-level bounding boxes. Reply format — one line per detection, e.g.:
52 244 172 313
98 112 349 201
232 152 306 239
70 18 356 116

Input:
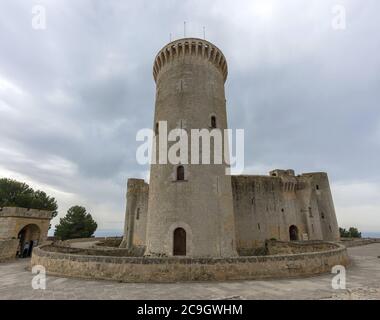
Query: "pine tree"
54 206 97 240
0 178 58 218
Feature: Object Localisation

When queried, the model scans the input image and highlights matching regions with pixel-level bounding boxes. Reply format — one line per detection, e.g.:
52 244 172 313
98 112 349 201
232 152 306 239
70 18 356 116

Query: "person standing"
22 242 30 258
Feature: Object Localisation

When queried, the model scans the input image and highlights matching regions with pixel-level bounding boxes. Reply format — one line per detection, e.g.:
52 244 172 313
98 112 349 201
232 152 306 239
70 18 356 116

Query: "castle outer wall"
122 170 340 254
232 170 339 254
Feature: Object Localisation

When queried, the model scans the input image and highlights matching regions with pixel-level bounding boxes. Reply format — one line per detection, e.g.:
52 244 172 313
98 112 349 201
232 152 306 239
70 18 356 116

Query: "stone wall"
44 244 145 257
31 242 349 282
266 240 338 255
0 207 52 219
231 171 340 253
339 238 380 248
120 179 149 249
237 240 338 256
232 175 305 249
145 38 237 258
0 239 18 262
0 207 52 242
301 173 340 241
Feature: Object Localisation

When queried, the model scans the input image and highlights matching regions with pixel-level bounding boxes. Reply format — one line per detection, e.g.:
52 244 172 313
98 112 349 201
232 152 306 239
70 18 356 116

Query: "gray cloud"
0 0 379 232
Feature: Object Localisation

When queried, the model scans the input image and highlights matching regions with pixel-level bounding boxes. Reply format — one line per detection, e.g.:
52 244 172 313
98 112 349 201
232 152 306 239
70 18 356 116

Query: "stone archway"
289 225 299 241
17 224 41 258
173 228 186 256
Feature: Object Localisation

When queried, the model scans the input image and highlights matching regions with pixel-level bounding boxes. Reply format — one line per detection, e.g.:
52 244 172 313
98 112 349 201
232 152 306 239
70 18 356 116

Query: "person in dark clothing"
22 242 30 258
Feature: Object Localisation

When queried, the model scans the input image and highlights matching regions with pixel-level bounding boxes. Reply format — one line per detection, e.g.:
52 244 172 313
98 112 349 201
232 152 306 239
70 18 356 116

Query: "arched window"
177 165 185 181
211 115 217 128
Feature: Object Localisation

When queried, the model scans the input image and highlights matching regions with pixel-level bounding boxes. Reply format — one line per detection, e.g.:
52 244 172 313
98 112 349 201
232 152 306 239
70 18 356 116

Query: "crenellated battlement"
153 38 228 83
127 179 148 195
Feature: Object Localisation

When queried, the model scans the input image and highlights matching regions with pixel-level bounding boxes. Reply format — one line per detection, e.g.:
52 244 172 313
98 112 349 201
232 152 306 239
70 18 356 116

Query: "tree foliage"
54 206 97 240
0 178 58 218
339 227 362 238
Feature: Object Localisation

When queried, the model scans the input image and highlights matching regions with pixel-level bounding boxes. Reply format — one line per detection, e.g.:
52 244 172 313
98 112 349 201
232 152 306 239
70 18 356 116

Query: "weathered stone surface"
122 39 341 259
0 239 18 262
0 207 52 261
0 207 52 241
0 243 379 300
144 38 237 258
232 171 340 253
31 242 349 283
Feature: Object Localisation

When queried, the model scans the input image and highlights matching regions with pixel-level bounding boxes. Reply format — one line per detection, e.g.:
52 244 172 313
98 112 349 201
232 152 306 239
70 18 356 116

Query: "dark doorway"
289 225 299 241
173 228 186 256
211 116 217 128
176 165 185 181
17 224 40 258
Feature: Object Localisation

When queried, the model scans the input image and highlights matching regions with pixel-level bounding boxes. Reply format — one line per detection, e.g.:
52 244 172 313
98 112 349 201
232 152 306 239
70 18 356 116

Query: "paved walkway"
0 244 379 300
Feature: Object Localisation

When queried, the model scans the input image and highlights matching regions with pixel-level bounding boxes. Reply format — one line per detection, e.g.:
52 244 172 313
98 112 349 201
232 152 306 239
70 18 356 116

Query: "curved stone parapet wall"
31 242 349 282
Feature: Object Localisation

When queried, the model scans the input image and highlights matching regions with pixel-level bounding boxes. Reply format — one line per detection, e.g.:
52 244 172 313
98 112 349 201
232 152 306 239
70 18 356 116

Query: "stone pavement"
0 243 379 300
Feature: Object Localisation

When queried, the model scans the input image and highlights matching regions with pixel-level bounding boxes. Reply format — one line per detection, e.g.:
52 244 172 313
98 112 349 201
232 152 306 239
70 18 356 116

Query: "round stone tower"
144 38 237 258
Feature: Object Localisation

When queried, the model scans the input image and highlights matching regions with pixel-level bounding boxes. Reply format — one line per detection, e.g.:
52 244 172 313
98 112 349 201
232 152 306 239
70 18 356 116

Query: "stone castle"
121 38 340 257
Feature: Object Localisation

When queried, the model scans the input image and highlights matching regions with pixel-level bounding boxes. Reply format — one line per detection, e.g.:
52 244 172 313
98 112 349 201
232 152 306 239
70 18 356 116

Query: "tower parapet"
153 38 228 83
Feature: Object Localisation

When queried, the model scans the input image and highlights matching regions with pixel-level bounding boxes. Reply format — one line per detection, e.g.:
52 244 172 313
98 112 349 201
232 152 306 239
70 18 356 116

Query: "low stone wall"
0 239 18 262
267 240 338 255
64 237 102 244
95 238 123 248
31 242 349 282
44 244 144 257
339 238 380 248
238 240 338 256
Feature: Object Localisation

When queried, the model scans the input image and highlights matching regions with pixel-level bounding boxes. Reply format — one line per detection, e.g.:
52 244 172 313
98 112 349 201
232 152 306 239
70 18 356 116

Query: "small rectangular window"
177 166 185 181
155 122 159 135
211 116 217 128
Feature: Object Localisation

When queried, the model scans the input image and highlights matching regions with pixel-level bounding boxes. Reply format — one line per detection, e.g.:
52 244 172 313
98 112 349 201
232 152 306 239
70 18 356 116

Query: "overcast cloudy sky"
0 0 379 234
